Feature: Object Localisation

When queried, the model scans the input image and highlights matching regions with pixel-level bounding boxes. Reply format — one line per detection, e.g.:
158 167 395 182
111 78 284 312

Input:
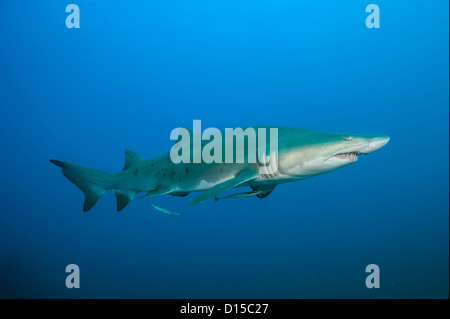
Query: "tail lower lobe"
50 159 110 212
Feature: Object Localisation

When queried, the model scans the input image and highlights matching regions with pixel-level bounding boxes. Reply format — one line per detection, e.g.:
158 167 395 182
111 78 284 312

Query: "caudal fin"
50 159 111 212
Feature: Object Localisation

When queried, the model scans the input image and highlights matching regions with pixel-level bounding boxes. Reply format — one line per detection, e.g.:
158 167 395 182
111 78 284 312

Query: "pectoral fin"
251 184 277 199
189 168 258 205
215 190 260 201
139 186 174 199
214 184 277 201
169 192 190 197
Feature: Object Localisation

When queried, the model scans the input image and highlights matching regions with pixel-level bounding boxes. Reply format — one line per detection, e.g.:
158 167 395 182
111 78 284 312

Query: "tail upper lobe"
50 159 111 212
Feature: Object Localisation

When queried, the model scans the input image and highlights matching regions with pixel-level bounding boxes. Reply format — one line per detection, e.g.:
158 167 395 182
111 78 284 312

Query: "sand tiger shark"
50 127 389 215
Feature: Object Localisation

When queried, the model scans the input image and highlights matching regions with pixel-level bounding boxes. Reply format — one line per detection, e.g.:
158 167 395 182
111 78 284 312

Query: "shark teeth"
334 152 364 161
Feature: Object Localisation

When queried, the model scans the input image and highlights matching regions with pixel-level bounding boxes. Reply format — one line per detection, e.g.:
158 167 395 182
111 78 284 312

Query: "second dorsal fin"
123 150 145 170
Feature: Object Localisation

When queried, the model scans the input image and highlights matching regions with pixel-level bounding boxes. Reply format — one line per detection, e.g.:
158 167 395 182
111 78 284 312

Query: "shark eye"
343 136 353 141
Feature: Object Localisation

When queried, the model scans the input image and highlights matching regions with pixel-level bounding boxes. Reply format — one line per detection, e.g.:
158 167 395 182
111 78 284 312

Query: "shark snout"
366 136 390 153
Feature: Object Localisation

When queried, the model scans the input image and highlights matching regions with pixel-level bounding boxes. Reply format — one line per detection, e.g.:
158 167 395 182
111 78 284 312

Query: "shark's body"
50 127 389 213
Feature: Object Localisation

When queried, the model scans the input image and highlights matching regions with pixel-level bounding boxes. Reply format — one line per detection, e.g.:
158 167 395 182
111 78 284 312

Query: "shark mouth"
333 152 366 161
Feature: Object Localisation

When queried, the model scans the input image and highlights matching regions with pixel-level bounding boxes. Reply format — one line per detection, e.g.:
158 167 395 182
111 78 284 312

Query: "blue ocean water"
0 0 448 299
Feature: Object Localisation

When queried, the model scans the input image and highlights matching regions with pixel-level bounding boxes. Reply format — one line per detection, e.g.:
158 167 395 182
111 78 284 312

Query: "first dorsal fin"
123 150 145 170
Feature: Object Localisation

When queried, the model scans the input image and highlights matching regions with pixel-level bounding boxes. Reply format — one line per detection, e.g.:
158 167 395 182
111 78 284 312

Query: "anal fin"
114 189 136 211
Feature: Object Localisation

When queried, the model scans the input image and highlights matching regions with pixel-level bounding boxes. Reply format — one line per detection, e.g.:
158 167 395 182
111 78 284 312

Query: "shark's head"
278 129 390 178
